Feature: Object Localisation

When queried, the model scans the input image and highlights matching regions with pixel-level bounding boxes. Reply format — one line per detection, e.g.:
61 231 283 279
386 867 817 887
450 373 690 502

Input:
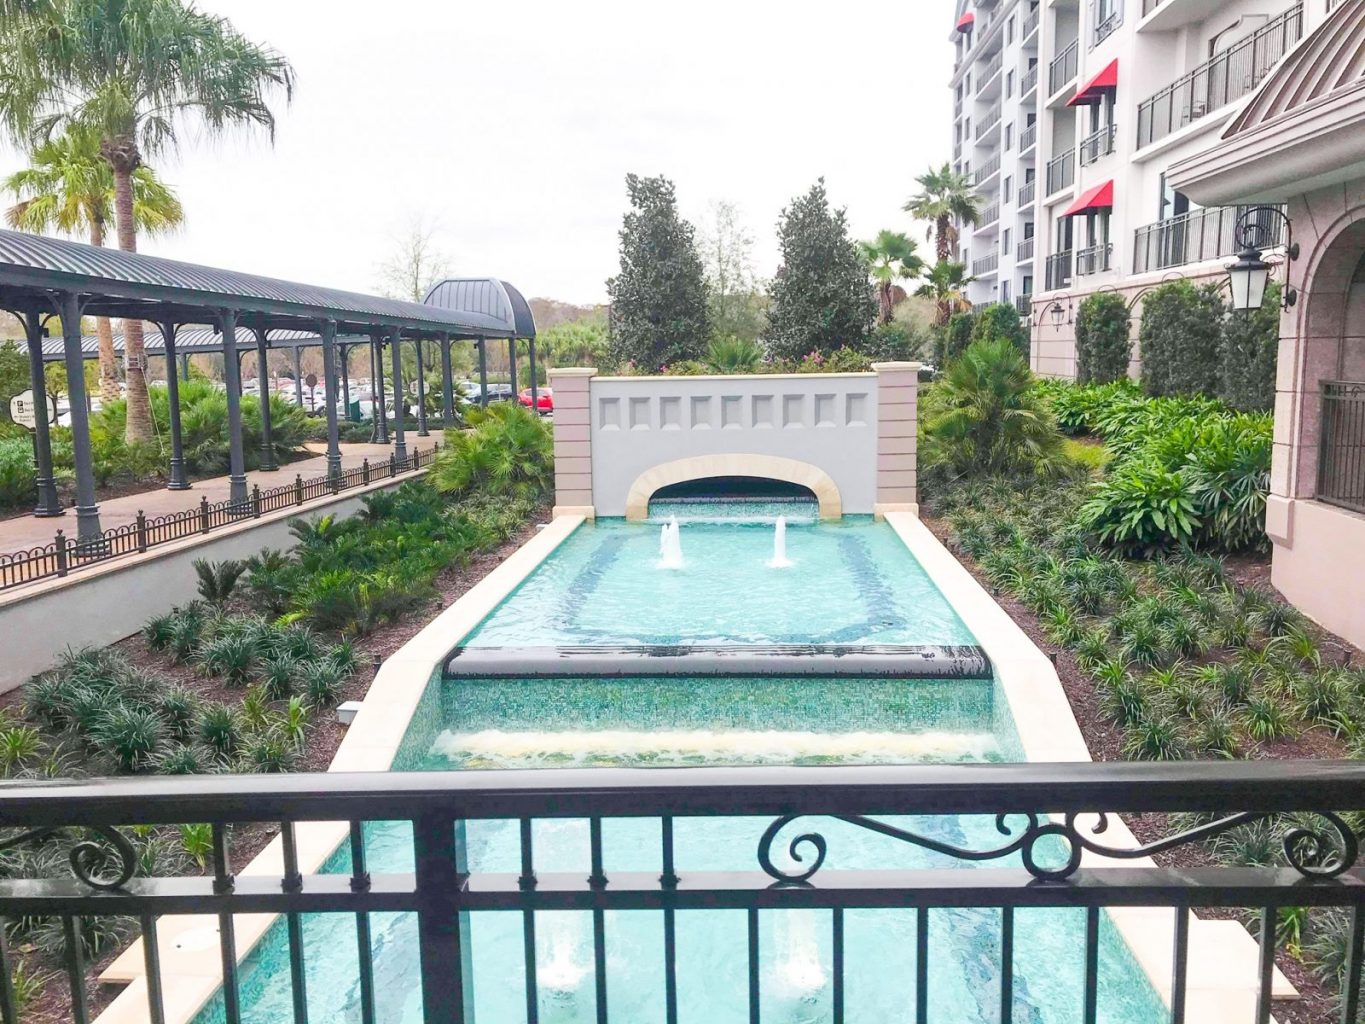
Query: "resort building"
950 0 1334 377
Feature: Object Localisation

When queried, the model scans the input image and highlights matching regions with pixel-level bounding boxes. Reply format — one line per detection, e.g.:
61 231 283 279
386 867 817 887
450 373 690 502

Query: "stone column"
548 367 596 518
872 361 920 518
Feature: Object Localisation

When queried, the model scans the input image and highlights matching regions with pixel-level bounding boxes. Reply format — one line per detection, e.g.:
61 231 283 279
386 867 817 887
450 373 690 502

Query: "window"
1023 274 1034 295
1006 15 1015 42
1004 176 1013 202
1024 167 1035 184
1002 279 1012 302
1088 210 1111 248
1056 215 1074 251
1006 70 1015 97
1158 173 1191 221
1023 221 1035 240
1003 228 1012 252
1005 124 1014 149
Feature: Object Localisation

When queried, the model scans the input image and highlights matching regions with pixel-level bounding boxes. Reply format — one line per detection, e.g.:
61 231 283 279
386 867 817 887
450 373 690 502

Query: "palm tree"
915 260 976 327
4 126 184 404
0 0 294 443
904 164 982 262
859 230 925 326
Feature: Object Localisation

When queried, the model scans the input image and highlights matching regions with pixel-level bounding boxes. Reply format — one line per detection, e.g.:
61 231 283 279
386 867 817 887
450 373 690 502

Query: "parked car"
484 383 515 403
518 387 553 414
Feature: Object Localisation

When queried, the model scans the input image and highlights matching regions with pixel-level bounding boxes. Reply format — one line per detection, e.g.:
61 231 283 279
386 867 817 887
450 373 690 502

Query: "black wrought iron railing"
1132 205 1285 274
0 444 439 593
1079 122 1117 165
1090 0 1123 44
972 252 1000 276
1049 38 1079 96
1046 249 1073 289
1135 5 1303 149
1014 293 1033 315
1046 149 1075 195
1021 64 1038 96
1319 381 1365 514
1019 121 1037 152
1076 241 1114 275
1016 236 1035 262
0 763 1361 1024
1018 178 1036 205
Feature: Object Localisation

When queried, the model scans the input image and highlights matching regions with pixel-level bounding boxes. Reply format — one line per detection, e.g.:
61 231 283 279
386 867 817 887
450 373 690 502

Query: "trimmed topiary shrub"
1219 282 1280 412
970 302 1029 359
1138 281 1225 397
1074 293 1132 384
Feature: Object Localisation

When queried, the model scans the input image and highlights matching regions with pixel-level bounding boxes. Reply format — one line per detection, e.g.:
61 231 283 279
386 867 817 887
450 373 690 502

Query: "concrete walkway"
0 439 441 556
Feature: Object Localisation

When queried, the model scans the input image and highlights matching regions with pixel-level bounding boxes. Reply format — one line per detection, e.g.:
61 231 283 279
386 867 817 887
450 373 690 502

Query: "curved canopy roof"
0 229 519 339
35 326 379 363
424 278 537 338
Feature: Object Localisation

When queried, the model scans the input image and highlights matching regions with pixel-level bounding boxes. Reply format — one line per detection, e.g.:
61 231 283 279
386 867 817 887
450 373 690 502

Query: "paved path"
0 439 441 555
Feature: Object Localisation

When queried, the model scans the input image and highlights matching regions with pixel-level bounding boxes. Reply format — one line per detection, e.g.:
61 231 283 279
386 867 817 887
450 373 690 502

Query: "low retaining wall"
0 472 422 693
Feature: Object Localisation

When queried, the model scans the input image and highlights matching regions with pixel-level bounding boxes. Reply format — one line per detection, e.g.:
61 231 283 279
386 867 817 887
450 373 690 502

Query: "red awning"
956 11 975 31
1067 59 1119 106
1061 180 1114 217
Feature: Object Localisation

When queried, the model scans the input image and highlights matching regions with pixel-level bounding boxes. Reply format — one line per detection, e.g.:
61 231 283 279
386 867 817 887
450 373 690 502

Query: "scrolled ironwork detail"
756 810 1359 884
0 825 137 890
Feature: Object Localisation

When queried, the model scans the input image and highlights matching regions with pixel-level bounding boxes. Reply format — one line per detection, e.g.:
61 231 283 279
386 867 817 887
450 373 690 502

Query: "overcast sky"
0 0 955 306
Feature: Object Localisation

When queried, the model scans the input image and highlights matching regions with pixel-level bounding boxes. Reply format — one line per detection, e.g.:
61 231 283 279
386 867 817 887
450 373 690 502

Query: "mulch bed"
921 511 1359 1024
7 511 546 1024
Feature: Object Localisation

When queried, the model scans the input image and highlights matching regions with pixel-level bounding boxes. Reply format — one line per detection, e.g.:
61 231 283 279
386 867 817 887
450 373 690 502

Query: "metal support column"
507 337 518 397
158 322 190 490
21 309 61 516
319 319 342 480
252 328 277 472
477 337 489 408
439 332 454 424
389 328 408 461
292 347 304 411
528 336 539 411
179 352 190 382
58 293 101 541
218 310 249 509
372 332 389 444
415 339 429 437
341 345 352 421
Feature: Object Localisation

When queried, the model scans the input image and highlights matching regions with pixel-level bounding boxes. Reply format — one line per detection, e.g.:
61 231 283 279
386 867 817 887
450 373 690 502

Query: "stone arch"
624 454 842 521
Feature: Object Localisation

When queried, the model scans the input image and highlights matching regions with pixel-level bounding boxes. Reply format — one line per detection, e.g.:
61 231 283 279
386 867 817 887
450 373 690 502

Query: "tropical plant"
193 558 246 605
3 124 182 403
606 173 711 369
920 339 1066 479
0 0 293 442
904 163 982 261
1077 463 1200 554
765 178 876 360
178 823 214 868
916 260 975 329
704 336 763 373
1074 293 1132 385
860 230 924 325
429 403 552 501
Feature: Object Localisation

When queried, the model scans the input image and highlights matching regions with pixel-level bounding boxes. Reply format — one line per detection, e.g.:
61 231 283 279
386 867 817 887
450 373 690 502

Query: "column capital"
871 361 922 374
547 367 598 378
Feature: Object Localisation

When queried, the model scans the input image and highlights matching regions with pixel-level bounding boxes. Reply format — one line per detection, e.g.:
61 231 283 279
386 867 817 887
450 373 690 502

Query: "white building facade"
950 0 1337 377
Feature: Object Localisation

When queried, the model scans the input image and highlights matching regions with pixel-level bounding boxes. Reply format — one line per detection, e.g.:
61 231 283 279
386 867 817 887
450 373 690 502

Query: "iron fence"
0 762 1361 1024
1049 38 1079 96
1135 5 1303 149
1046 250 1073 290
1319 381 1365 514
1046 149 1075 195
1132 205 1285 274
1078 122 1117 165
0 445 439 593
981 50 1004 87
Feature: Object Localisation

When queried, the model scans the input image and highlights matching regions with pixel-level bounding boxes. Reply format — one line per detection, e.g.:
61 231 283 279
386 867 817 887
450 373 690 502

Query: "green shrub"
920 339 1066 479
155 745 209 775
198 703 240 757
1138 280 1225 397
0 437 37 508
196 633 257 686
938 310 976 366
1077 463 1200 554
95 707 166 772
260 656 298 702
1220 283 1280 412
193 558 246 606
970 303 1029 358
1074 293 1132 384
239 733 297 773
157 687 200 742
302 660 346 707
429 403 552 501
704 336 762 373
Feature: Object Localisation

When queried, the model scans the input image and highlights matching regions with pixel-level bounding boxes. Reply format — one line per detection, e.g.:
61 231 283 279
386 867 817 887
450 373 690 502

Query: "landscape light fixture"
1227 206 1299 311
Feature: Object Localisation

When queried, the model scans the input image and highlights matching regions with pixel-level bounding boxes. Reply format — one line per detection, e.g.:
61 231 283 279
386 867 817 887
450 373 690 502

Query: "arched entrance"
623 454 842 521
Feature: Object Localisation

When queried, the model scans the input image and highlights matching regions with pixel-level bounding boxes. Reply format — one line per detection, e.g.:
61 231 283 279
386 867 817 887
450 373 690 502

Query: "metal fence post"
252 485 262 519
390 454 397 477
412 814 468 1024
199 497 210 534
362 458 370 485
135 511 147 553
295 474 304 506
54 530 68 577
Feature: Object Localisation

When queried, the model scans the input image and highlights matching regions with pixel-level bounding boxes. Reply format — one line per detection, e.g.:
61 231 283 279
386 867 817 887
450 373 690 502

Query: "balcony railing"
1046 149 1075 195
1090 0 1123 45
1132 205 1285 274
1019 121 1037 152
976 110 1002 139
1319 381 1365 514
972 154 1001 186
1136 5 1304 149
1021 63 1038 96
1142 0 1166 14
2 763 1361 1024
1049 38 1079 95
972 252 1000 275
1022 4 1039 39
1014 293 1033 315
1046 249 1073 289
980 201 1001 226
1076 241 1114 275
1016 236 1035 261
1078 122 1117 165
1018 178 1036 205
981 50 1004 86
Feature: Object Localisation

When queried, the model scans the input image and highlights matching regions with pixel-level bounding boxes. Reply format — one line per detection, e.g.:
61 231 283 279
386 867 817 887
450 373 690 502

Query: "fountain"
767 515 793 569
537 913 590 994
774 909 827 998
658 515 684 569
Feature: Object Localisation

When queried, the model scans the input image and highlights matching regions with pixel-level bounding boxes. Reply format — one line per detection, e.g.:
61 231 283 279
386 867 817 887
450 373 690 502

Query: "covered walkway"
0 230 536 545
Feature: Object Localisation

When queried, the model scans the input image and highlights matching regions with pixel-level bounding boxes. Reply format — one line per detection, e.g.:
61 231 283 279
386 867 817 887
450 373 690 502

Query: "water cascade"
537 913 590 994
658 515 684 569
767 515 793 569
774 910 827 998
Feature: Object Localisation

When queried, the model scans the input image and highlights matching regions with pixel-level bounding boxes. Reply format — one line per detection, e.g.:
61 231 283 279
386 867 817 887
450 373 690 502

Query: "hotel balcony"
1016 236 1036 262
1046 249 1073 289
1075 240 1114 275
1078 122 1117 166
1018 179 1037 206
972 251 1000 276
1019 120 1037 154
1132 204 1285 274
1048 39 1079 99
1045 149 1075 196
972 154 1002 187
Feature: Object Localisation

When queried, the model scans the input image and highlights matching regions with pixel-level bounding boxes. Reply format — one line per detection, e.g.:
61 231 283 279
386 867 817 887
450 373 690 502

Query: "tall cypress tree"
765 179 875 361
606 174 711 371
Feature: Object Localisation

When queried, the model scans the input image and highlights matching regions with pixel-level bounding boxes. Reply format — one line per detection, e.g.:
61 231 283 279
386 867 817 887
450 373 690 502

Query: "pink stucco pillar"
872 361 920 517
548 367 596 518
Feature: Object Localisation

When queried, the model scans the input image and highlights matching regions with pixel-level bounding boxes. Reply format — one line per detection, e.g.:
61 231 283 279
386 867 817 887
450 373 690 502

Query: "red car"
518 387 553 413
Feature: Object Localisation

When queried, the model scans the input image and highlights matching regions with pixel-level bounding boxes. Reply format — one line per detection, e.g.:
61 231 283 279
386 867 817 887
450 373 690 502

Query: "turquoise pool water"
462 516 975 647
191 512 1166 1024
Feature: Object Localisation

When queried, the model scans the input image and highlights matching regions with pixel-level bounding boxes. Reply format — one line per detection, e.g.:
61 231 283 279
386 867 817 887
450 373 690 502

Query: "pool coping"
92 515 586 1024
882 511 1295 1021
